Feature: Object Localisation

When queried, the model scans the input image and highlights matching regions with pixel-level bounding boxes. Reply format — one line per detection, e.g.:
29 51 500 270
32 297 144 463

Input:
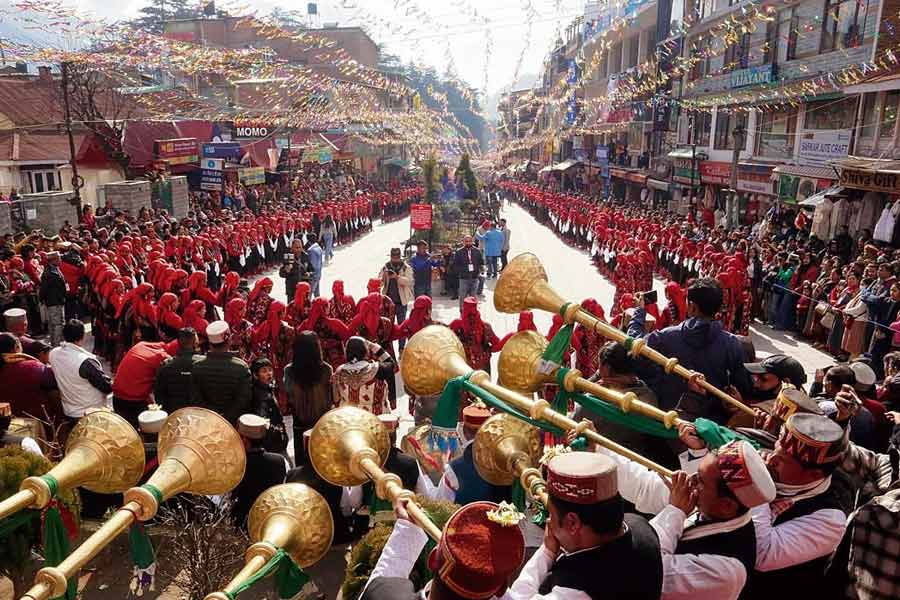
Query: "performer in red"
571 298 606 379
156 292 183 341
367 277 395 321
349 292 403 361
398 295 438 340
252 300 295 409
286 281 311 329
182 299 210 346
497 310 537 348
449 297 501 373
224 297 253 362
247 277 274 325
217 271 242 306
298 297 351 370
611 253 637 320
327 279 356 324
658 280 688 329
182 270 219 321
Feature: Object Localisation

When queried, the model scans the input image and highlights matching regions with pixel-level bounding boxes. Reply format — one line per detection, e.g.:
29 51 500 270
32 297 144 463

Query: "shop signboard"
778 174 800 203
154 138 198 165
238 166 265 186
700 161 731 185
233 121 274 140
838 167 900 194
737 164 775 195
410 204 433 230
317 147 333 164
729 64 774 89
201 142 242 161
672 158 699 184
200 169 223 192
202 158 224 171
798 129 851 167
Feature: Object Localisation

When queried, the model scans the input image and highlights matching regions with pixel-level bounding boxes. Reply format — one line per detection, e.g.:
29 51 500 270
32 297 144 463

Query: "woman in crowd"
247 277 274 325
283 331 333 464
224 297 253 363
252 300 294 409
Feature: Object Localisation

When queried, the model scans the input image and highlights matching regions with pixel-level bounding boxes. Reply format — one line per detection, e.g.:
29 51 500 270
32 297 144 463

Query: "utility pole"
727 121 746 230
60 61 83 211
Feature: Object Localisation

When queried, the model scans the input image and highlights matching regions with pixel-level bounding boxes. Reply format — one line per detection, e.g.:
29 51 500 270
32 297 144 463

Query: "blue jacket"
409 254 441 287
307 243 323 274
626 308 751 418
478 229 505 257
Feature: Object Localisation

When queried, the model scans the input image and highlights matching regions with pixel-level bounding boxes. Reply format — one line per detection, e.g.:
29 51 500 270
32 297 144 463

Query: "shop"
772 164 838 204
609 166 648 203
668 147 703 213
736 162 776 224
834 158 900 242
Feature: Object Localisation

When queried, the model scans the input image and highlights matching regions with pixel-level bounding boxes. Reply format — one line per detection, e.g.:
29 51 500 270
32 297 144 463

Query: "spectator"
190 321 251 425
249 357 288 455
2 307 42 359
451 235 484 310
321 214 337 264
38 251 67 346
0 332 62 423
408 240 441 298
154 328 201 414
278 239 311 305
499 218 511 272
111 341 173 428
48 319 112 424
380 247 413 352
284 331 333 464
306 233 324 297
476 221 504 279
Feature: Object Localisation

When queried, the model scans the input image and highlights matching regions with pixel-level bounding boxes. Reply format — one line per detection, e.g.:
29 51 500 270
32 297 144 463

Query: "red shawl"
249 277 273 305
157 292 183 330
253 300 286 346
225 297 247 329
183 299 209 335
399 295 432 338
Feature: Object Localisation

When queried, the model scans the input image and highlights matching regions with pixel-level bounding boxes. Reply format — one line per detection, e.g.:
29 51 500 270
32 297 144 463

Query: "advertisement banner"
798 129 851 167
410 204 433 230
233 121 274 140
839 168 900 194
238 167 265 186
201 142 242 161
200 169 223 191
700 161 732 185
201 158 224 171
154 138 198 165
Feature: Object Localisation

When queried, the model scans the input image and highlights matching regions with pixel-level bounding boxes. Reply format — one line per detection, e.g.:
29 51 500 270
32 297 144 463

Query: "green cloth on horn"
694 417 760 450
43 505 76 600
224 548 309 599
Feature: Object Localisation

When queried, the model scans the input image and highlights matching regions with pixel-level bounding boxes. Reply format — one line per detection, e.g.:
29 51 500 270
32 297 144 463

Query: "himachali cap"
546 452 618 504
428 501 524 599
378 413 399 432
206 320 230 344
138 407 168 434
237 414 268 440
715 440 776 509
462 404 491 428
3 307 26 324
850 362 877 389
770 387 822 422
778 413 848 467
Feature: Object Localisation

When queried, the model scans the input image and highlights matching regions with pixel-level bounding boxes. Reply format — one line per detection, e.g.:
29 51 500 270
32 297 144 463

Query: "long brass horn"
499 330 685 429
0 410 144 520
21 408 246 600
204 483 333 600
494 253 753 417
473 413 548 506
402 326 673 477
309 406 442 541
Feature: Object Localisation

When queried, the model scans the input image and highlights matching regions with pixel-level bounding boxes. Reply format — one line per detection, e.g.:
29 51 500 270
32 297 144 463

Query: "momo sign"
233 122 273 140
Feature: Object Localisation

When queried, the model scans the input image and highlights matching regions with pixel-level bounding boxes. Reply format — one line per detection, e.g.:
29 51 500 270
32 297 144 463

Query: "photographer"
380 248 413 351
278 239 311 305
408 240 442 298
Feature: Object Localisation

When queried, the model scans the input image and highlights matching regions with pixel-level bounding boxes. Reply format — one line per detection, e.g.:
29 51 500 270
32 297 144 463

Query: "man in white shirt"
48 319 111 422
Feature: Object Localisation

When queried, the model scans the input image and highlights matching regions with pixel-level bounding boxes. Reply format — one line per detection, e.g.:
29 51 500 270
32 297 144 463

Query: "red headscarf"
517 310 537 332
665 281 687 321
400 295 432 337
224 297 247 329
300 297 329 331
581 299 606 322
367 278 381 294
118 282 157 323
253 300 286 345
547 313 565 341
352 292 383 335
460 297 485 345
249 277 273 305
158 292 183 330
183 299 209 335
293 281 311 311
188 270 207 292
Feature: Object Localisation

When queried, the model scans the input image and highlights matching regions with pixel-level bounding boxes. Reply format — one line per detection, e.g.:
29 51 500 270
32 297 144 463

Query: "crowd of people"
2 165 900 600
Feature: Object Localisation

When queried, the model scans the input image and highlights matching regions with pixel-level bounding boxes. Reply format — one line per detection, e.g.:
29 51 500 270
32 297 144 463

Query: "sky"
59 0 587 97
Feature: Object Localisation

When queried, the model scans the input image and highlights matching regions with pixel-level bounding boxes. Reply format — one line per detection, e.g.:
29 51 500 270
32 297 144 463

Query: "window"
23 169 60 194
821 0 866 52
757 108 798 159
882 91 900 140
690 36 710 80
766 9 798 64
690 112 712 147
714 112 748 150
628 36 640 68
692 0 713 21
724 33 751 71
804 97 857 130
859 93 877 140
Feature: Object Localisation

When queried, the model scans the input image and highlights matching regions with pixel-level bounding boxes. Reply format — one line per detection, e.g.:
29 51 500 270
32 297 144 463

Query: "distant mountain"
483 72 539 123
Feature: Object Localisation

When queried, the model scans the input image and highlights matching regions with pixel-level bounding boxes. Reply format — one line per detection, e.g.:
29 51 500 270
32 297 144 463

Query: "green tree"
457 153 478 199
131 0 204 34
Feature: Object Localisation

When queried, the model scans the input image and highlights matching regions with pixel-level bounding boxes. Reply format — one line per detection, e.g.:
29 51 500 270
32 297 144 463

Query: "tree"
131 0 203 34
268 7 308 31
457 154 478 199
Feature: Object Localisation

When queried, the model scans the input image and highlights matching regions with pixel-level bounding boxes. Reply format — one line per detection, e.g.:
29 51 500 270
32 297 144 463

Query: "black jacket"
39 265 67 306
231 446 287 527
190 351 252 424
451 246 484 279
279 252 312 301
251 380 288 453
154 350 202 414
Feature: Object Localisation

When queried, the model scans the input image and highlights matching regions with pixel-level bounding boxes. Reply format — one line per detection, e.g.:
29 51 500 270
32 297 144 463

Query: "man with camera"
380 248 413 352
278 239 312 304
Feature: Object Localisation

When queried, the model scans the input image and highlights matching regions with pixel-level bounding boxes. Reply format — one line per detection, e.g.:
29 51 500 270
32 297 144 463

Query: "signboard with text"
700 161 732 185
200 169 223 191
410 204 433 230
729 64 774 89
154 138 198 165
798 129 851 167
233 121 274 140
238 166 266 186
839 168 900 194
201 142 242 161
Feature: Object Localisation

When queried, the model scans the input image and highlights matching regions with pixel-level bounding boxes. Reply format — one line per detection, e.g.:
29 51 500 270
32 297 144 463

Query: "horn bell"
473 413 542 486
494 253 566 315
401 325 471 397
309 406 390 486
498 331 550 394
248 483 334 568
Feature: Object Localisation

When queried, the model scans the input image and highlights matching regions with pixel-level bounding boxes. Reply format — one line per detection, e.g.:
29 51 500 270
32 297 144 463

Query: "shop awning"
647 178 670 192
772 164 838 180
799 186 847 207
552 159 580 171
832 156 900 172
539 165 553 174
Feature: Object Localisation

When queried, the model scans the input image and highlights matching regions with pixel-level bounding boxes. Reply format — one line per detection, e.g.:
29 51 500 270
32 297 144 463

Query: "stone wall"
100 180 151 217
19 191 78 233
0 202 10 235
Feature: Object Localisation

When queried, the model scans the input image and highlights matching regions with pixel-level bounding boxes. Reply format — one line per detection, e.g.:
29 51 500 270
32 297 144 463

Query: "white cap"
206 320 230 344
3 307 26 322
378 413 399 432
716 440 776 509
850 362 877 388
138 408 168 434
237 414 268 439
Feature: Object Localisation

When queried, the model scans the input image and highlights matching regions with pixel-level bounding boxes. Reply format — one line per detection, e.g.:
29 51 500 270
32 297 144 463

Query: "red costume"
286 282 311 329
572 299 606 379
224 297 252 362
247 277 274 326
299 297 351 370
449 297 501 373
327 279 356 324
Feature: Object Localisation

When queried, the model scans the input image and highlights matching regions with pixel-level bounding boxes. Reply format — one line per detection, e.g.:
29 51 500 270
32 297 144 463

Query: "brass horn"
21 408 246 600
499 330 685 429
403 326 673 477
309 406 442 541
473 413 548 506
494 253 753 417
205 484 334 600
0 410 144 520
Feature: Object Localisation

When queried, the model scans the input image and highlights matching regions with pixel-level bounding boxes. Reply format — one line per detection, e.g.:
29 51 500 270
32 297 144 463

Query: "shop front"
609 166 648 203
835 158 899 241
772 164 837 205
668 148 703 213
736 162 776 224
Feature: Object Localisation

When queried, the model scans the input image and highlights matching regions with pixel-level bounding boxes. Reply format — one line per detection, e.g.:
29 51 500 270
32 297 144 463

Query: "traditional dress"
286 281 311 329
247 277 274 326
224 297 253 363
182 299 210 346
571 299 606 379
156 292 183 342
299 297 350 370
327 279 357 324
251 300 294 409
449 297 500 373
497 310 537 348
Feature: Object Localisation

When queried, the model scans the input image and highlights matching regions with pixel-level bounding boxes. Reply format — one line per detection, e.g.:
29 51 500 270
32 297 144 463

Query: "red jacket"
112 342 171 402
59 260 83 296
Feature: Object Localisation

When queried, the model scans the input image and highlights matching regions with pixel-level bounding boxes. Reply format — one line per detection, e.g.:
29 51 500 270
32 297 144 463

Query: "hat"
778 413 848 467
770 387 822 422
237 414 268 439
45 251 60 261
427 502 525 599
206 320 230 344
546 452 618 505
3 308 26 323
850 362 877 389
715 440 776 509
378 413 399 432
462 404 491 428
390 247 401 257
138 407 168 434
744 355 807 388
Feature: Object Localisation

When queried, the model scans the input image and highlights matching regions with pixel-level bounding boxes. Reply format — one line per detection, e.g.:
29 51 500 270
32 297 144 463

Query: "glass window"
628 36 639 68
714 112 748 150
859 93 877 140
723 33 750 72
690 35 709 80
804 97 857 130
882 91 900 140
821 0 865 52
766 9 797 64
690 112 712 147
757 108 797 159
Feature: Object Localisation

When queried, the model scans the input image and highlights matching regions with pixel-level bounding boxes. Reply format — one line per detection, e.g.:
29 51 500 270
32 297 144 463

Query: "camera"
283 253 294 262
